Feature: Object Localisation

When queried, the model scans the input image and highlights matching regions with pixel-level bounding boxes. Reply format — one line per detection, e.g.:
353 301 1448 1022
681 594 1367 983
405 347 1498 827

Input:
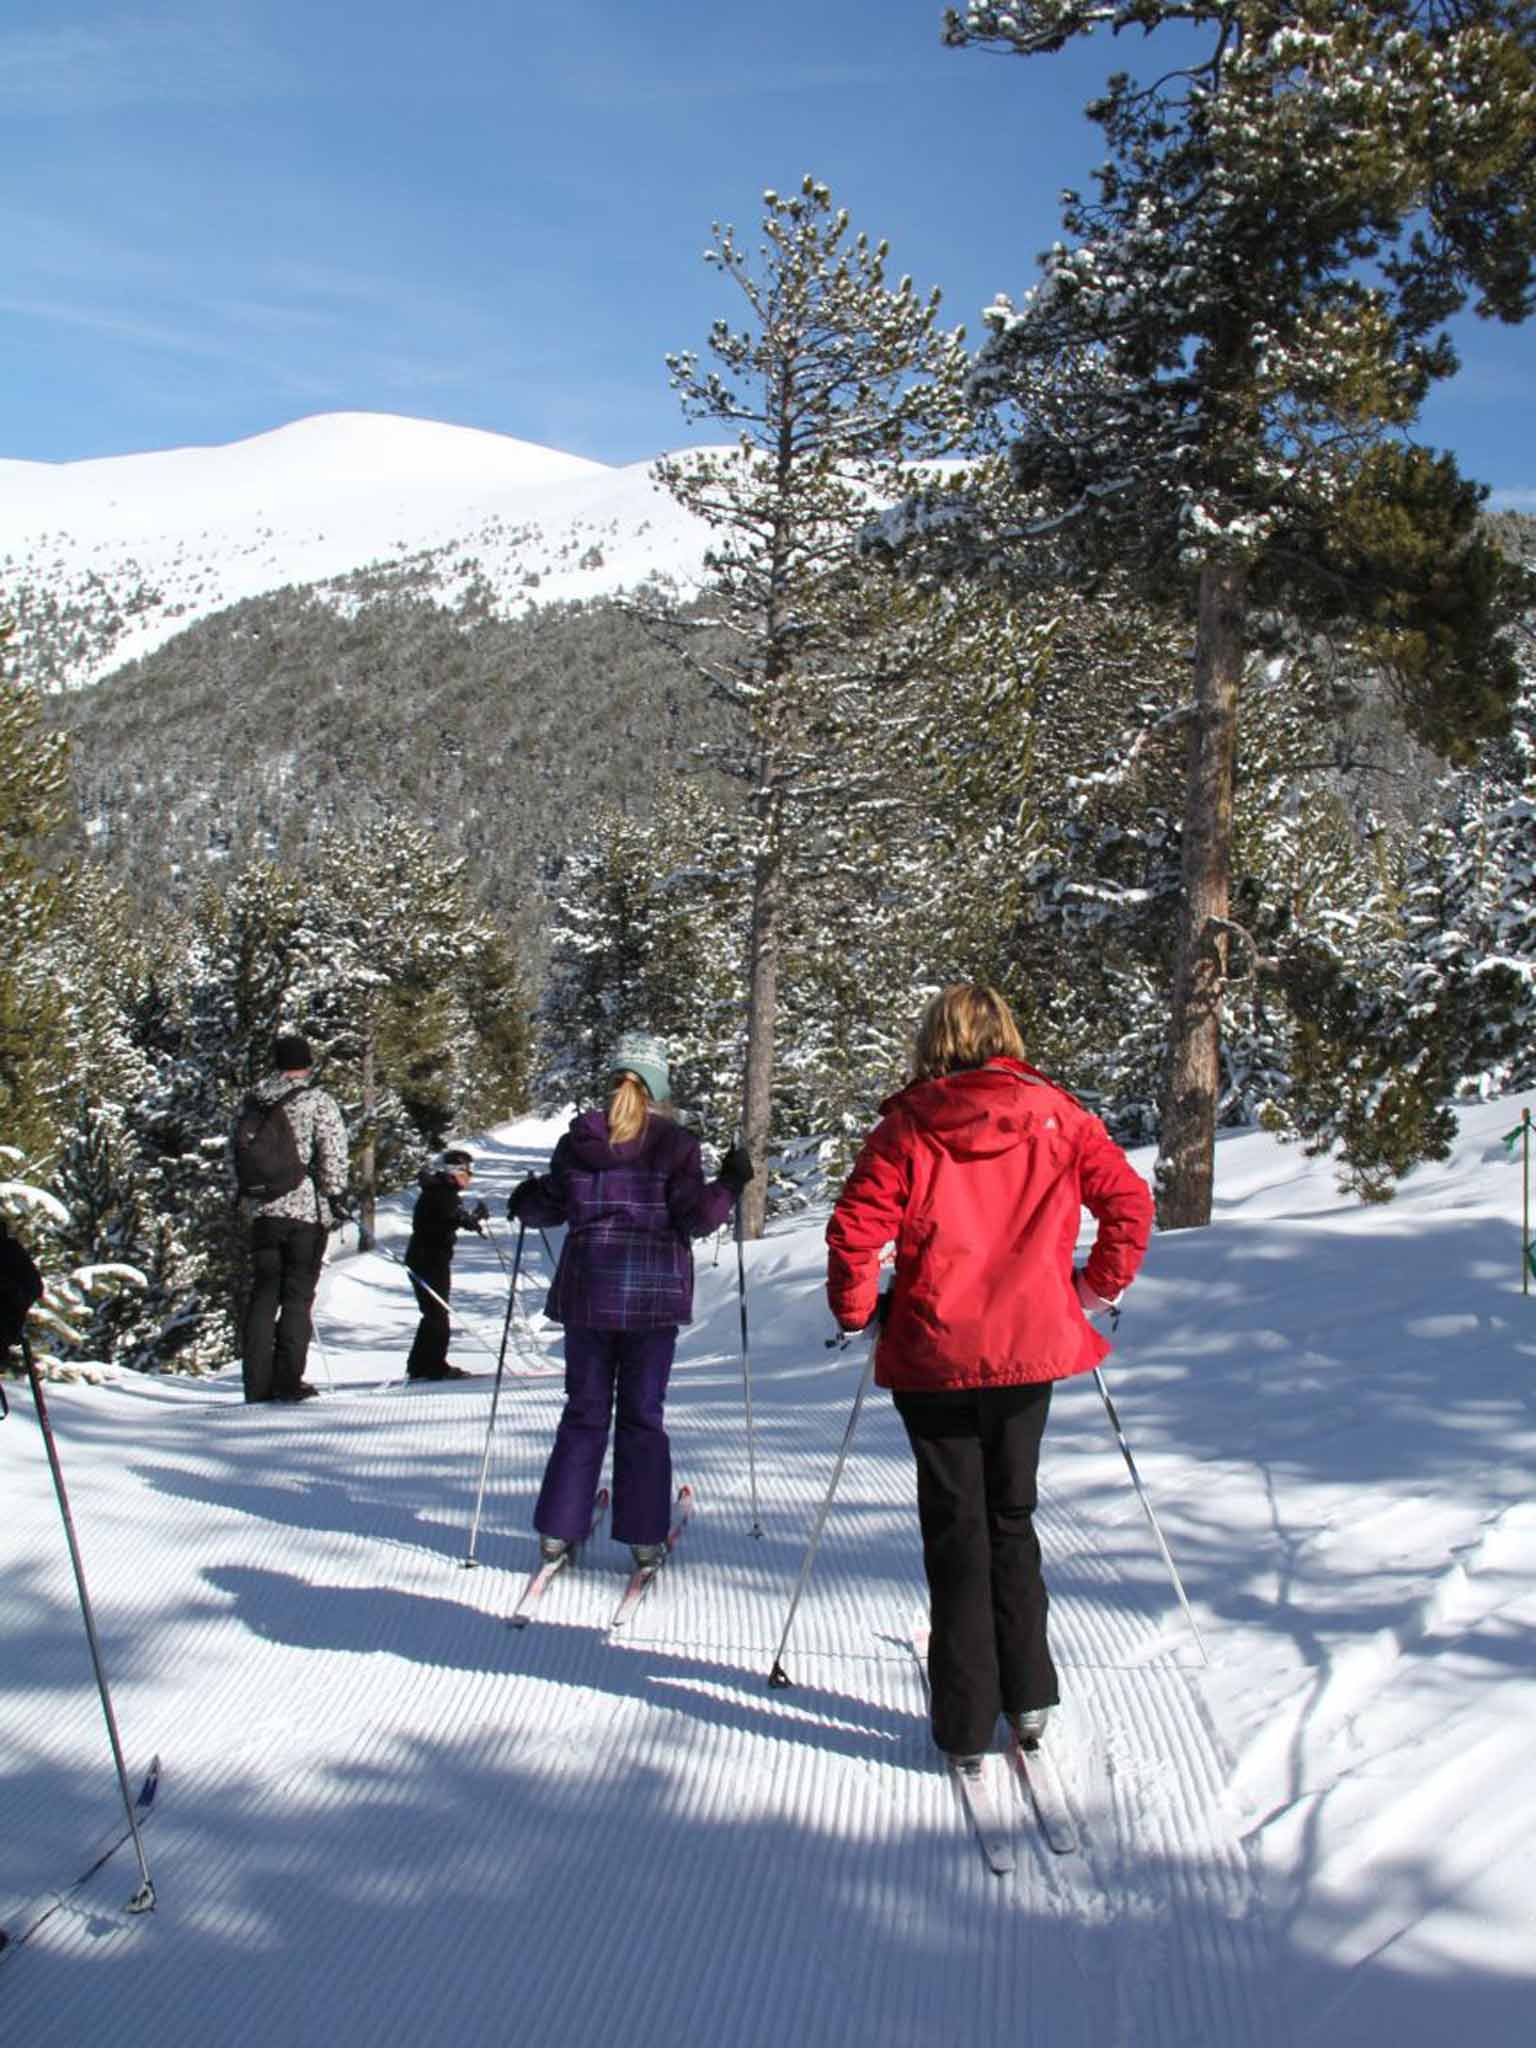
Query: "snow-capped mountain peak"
0 411 713 690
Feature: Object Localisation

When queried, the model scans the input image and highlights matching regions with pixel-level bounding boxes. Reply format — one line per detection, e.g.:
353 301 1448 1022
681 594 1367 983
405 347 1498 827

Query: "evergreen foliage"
535 791 746 1141
0 615 73 1161
941 0 1536 1226
54 586 731 950
655 177 969 1230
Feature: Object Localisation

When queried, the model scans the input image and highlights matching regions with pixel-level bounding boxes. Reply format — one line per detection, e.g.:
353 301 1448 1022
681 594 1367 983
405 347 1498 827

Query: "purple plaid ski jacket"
509 1110 735 1330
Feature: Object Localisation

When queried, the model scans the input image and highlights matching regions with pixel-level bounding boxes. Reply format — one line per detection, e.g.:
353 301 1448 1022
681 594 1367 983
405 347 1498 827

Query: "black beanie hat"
272 1033 314 1071
442 1147 474 1170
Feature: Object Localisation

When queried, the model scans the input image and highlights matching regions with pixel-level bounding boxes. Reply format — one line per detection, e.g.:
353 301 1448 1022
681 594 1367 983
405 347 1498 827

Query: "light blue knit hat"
609 1030 671 1104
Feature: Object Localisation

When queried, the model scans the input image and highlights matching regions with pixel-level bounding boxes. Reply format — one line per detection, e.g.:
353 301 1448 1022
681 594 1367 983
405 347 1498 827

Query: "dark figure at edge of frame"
826 982 1153 1765
238 1033 349 1405
404 1148 489 1381
508 1030 752 1567
1 1216 45 1364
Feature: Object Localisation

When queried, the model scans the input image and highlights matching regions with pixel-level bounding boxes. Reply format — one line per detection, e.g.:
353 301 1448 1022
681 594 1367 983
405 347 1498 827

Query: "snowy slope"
3 1095 1535 2046
0 412 716 690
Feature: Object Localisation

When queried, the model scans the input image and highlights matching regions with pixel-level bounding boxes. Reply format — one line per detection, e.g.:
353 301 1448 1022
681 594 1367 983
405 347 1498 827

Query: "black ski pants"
406 1252 453 1379
894 1380 1058 1757
243 1217 326 1401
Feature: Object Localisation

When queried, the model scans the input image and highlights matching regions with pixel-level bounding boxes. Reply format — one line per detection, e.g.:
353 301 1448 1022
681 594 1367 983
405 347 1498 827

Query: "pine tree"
655 178 969 1232
943 1 1536 1224
536 792 746 1142
293 820 529 1240
1274 617 1536 1194
0 614 73 1161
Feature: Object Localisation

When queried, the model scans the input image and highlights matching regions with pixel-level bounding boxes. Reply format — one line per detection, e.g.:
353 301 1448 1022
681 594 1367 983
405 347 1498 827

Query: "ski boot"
1008 1707 1051 1749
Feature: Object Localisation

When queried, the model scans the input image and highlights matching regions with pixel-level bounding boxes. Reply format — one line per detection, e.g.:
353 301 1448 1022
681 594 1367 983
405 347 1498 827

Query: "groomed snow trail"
2 1156 1293 2048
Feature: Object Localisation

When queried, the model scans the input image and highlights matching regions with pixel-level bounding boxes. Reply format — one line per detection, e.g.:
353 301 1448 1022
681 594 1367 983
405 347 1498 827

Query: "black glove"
470 1199 490 1225
507 1176 537 1222
329 1191 357 1224
718 1144 754 1193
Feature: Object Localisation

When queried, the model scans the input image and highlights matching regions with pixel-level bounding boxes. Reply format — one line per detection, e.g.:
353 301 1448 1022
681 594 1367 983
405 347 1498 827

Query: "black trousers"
406 1254 452 1378
243 1218 326 1401
894 1381 1058 1756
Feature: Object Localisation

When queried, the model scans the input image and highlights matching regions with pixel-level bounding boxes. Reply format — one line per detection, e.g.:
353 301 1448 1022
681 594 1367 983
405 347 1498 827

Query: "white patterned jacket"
239 1071 349 1226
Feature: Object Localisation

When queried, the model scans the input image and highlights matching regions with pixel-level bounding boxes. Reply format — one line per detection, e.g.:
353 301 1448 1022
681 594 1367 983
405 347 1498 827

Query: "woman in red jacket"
826 984 1153 1765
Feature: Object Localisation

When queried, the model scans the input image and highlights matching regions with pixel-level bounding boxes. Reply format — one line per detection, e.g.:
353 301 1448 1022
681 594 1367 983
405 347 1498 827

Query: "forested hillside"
54 580 733 942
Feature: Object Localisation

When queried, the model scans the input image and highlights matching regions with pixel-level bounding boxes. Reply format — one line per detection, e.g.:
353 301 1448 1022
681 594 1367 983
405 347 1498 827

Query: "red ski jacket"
826 1058 1153 1391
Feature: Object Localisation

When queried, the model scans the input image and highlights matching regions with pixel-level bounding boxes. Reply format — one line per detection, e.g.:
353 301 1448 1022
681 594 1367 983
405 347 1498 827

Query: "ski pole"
21 1331 156 1913
304 1214 350 1390
1092 1359 1208 1665
735 1188 762 1539
365 1244 510 1371
480 1213 514 1279
310 1234 336 1393
767 1337 877 1688
463 1223 525 1569
1500 1109 1533 1293
309 1319 336 1393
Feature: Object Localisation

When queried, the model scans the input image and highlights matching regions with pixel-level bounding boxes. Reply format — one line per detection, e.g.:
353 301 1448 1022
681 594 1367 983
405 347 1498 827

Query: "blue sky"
2 2 1532 506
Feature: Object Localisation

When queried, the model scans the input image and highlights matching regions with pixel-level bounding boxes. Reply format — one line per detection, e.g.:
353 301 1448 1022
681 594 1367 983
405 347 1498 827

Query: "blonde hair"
606 1071 654 1144
912 983 1025 1082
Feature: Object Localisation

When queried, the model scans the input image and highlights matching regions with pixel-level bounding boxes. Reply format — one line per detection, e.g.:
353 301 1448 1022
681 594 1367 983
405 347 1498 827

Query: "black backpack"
232 1085 313 1201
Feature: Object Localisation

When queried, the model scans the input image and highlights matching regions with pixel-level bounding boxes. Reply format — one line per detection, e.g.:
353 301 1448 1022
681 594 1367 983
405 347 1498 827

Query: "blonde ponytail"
606 1072 651 1144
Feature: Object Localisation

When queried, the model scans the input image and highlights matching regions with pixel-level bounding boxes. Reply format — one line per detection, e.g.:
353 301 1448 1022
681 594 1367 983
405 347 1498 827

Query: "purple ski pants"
534 1326 677 1546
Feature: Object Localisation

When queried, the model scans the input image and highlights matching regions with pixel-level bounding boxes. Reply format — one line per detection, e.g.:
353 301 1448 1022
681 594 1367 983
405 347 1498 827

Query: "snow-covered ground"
0 412 716 689
4 1095 1535 2046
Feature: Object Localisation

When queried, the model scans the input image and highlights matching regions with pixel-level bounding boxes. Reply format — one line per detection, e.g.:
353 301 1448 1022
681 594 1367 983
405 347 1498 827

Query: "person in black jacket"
1 1217 45 1360
404 1148 489 1381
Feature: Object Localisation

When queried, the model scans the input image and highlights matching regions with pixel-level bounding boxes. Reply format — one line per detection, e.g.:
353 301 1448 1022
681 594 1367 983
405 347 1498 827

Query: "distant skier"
404 1148 490 1382
826 983 1153 1767
235 1033 349 1404
508 1031 752 1569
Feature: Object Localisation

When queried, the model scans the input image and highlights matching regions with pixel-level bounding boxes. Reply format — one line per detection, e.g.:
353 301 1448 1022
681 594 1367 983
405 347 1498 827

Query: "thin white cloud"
1489 487 1536 512
0 291 337 398
0 18 290 115
4 207 168 293
261 260 426 311
0 292 227 359
566 60 903 108
0 288 483 408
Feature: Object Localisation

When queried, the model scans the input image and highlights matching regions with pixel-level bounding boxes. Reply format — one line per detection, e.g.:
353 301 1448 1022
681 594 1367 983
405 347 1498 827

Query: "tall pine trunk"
1157 557 1245 1230
738 803 785 1240
358 1020 377 1252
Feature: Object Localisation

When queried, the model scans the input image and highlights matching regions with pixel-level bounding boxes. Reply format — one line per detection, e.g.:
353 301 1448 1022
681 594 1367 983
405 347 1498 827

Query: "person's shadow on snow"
198 1563 920 1764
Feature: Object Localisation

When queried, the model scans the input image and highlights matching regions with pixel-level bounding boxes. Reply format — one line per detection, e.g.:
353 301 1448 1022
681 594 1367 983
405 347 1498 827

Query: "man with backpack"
234 1033 349 1404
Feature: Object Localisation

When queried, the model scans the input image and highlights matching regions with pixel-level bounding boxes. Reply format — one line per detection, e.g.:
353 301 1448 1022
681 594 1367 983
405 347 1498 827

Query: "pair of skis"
911 1628 1077 1872
508 1485 692 1632
949 1726 1078 1874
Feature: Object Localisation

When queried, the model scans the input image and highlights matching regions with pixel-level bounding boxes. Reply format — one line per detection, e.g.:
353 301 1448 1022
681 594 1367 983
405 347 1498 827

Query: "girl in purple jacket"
508 1032 753 1566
